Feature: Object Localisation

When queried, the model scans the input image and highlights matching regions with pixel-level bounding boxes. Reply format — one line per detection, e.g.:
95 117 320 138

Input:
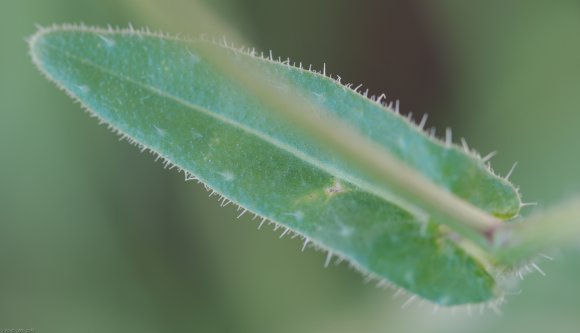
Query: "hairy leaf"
30 25 521 306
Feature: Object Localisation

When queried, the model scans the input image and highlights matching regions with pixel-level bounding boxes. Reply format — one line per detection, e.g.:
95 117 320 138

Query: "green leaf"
30 25 521 306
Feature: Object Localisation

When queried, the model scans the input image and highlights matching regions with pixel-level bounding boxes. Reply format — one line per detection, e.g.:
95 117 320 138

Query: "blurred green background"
2 0 580 332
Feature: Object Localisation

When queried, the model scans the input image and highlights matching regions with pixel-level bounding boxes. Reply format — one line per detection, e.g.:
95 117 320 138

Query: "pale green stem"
495 197 580 264
128 0 504 247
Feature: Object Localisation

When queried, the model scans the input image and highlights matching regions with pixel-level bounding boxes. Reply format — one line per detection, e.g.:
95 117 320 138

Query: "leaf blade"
30 25 521 305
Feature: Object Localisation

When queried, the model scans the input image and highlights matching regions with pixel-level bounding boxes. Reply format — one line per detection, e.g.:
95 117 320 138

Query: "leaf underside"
30 25 521 306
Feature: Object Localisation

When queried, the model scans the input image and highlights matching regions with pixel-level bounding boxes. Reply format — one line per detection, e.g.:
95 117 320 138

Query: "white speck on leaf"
325 179 345 195
313 92 325 102
220 171 235 182
75 84 89 94
284 210 304 222
96 34 115 47
339 225 354 237
187 49 200 63
153 125 166 137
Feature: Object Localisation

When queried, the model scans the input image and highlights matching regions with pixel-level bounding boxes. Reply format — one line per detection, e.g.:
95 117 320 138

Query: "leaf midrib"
38 39 426 220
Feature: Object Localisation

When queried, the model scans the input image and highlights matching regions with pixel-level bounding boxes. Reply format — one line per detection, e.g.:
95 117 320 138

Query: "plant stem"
131 0 503 248
494 197 580 264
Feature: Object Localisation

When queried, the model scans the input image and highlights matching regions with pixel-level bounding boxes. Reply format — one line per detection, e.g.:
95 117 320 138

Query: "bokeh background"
2 0 580 332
